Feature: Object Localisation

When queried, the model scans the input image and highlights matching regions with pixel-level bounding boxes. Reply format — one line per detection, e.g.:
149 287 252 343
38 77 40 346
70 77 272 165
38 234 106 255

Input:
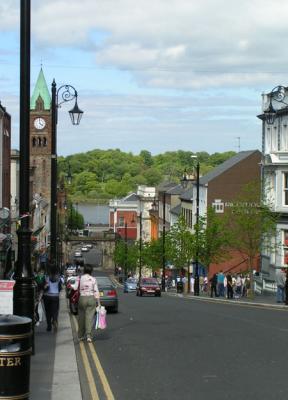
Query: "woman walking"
43 264 63 332
78 264 101 343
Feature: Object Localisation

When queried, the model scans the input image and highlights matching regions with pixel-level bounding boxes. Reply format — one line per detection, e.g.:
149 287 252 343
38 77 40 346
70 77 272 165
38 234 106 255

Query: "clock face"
34 117 46 130
0 207 9 220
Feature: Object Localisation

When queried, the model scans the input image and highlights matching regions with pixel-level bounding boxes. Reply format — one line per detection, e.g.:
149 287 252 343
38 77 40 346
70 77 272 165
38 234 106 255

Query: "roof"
30 68 51 110
170 204 181 216
157 182 178 192
166 184 186 195
180 188 193 201
200 150 260 185
123 193 138 202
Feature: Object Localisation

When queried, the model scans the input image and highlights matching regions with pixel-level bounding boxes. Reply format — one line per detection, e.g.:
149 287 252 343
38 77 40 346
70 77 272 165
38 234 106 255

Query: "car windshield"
141 279 158 286
127 278 137 283
96 277 113 288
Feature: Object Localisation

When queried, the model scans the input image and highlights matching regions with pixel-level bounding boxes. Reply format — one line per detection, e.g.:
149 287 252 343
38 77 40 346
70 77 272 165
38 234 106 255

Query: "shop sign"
0 280 15 314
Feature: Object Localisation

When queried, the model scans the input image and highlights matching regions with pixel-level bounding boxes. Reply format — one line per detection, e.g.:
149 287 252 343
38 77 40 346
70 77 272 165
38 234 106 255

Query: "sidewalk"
170 289 288 310
30 294 82 400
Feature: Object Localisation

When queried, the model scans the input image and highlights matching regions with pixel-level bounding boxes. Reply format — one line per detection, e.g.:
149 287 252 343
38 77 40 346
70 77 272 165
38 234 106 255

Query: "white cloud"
2 0 288 89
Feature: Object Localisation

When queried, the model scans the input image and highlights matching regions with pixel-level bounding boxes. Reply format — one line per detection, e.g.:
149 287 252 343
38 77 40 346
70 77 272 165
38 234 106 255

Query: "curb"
167 292 288 310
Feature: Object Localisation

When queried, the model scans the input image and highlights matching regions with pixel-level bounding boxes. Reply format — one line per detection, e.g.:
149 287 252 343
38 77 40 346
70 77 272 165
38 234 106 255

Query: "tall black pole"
139 212 142 280
50 79 57 266
13 0 35 333
161 192 166 291
124 222 128 280
194 161 200 296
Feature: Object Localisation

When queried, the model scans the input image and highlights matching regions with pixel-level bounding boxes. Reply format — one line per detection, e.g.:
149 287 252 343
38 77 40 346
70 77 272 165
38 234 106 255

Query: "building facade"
258 89 288 280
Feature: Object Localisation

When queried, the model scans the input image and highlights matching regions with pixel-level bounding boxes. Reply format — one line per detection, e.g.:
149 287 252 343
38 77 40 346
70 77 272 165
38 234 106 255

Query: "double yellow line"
71 315 115 400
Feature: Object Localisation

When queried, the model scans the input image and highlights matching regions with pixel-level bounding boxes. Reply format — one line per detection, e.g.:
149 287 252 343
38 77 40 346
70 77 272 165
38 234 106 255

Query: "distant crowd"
208 271 251 299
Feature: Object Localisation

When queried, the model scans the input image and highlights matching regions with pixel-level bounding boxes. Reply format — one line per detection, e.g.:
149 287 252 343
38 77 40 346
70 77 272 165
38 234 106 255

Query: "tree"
113 239 139 276
142 238 163 272
165 216 194 273
197 207 231 272
226 181 278 294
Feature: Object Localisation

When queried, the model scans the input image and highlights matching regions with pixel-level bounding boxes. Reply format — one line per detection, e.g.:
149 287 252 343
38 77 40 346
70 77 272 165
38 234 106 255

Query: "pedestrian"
210 273 218 298
43 264 63 332
275 268 286 303
226 273 233 299
235 274 242 298
78 264 101 343
34 268 46 325
217 270 225 297
199 275 204 293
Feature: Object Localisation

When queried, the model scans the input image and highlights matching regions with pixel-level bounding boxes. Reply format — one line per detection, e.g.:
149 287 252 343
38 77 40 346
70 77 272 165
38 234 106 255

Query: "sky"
0 0 287 156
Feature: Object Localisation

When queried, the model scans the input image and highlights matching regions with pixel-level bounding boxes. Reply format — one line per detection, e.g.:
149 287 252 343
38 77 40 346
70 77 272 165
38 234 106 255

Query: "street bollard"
0 315 32 399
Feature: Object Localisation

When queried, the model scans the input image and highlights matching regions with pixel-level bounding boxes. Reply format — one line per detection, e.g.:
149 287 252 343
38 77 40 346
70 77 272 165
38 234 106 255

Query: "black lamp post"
13 0 35 327
264 85 288 125
137 211 143 280
124 221 128 280
50 82 83 265
191 156 200 296
161 192 166 291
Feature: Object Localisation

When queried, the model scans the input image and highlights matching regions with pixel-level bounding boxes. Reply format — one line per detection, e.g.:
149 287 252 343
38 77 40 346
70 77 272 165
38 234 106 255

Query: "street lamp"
161 191 166 291
124 221 128 280
50 82 83 265
191 156 200 296
264 85 288 125
13 0 35 327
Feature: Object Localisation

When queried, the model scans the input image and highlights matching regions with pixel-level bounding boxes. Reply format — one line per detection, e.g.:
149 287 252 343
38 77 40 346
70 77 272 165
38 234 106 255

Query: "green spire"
30 68 51 110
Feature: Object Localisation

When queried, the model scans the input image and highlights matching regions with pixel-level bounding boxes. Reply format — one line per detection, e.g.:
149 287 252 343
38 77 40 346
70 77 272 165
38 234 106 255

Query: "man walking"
275 268 286 303
217 270 225 297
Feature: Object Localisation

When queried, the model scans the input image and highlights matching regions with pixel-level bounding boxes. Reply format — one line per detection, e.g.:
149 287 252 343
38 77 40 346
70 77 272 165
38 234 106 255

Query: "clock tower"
30 68 52 201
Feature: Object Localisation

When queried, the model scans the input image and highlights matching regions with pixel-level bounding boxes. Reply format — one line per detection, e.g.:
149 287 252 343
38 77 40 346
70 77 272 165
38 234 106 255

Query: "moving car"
124 277 137 293
136 277 161 297
96 276 118 313
86 244 93 249
81 246 89 252
74 250 82 257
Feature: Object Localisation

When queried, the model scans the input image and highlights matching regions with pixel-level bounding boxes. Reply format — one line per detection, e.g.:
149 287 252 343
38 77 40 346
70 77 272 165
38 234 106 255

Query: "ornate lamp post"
13 0 35 327
50 83 83 265
264 86 288 125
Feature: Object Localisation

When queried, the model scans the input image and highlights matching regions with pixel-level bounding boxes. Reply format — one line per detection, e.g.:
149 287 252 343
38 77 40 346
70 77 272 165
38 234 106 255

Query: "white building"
258 88 288 279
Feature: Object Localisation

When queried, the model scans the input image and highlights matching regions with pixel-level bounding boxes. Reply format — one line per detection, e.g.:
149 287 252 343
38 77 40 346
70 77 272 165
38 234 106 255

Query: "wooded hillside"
58 149 236 202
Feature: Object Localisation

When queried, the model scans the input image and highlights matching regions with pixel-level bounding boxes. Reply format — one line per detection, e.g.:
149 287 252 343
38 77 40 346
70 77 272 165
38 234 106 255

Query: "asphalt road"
89 284 288 400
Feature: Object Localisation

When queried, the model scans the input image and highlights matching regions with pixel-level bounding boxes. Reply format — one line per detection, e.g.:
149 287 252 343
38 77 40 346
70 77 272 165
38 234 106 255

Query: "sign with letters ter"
0 280 15 314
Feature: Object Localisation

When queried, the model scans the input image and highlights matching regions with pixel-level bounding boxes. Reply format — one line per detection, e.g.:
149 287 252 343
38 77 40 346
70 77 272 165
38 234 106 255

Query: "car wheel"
111 306 118 313
140 291 143 297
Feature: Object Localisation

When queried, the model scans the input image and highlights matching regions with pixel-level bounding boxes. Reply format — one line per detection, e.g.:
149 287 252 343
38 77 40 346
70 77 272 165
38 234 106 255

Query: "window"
212 199 224 213
284 173 288 206
119 216 124 227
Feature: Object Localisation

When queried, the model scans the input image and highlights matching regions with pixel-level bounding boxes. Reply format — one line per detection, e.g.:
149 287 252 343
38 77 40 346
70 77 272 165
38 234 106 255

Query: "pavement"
30 294 82 400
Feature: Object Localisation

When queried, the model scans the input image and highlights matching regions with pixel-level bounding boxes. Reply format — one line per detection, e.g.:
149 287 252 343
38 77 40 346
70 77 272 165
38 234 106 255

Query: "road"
69 254 288 400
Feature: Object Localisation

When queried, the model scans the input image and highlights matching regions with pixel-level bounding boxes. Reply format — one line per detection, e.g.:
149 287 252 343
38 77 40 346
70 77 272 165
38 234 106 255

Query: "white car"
86 244 93 249
74 251 82 257
81 246 89 252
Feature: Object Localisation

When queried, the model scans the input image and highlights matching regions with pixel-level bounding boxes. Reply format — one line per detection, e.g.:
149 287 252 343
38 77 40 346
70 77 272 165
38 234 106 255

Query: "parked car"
96 276 118 313
136 277 161 297
124 277 137 293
